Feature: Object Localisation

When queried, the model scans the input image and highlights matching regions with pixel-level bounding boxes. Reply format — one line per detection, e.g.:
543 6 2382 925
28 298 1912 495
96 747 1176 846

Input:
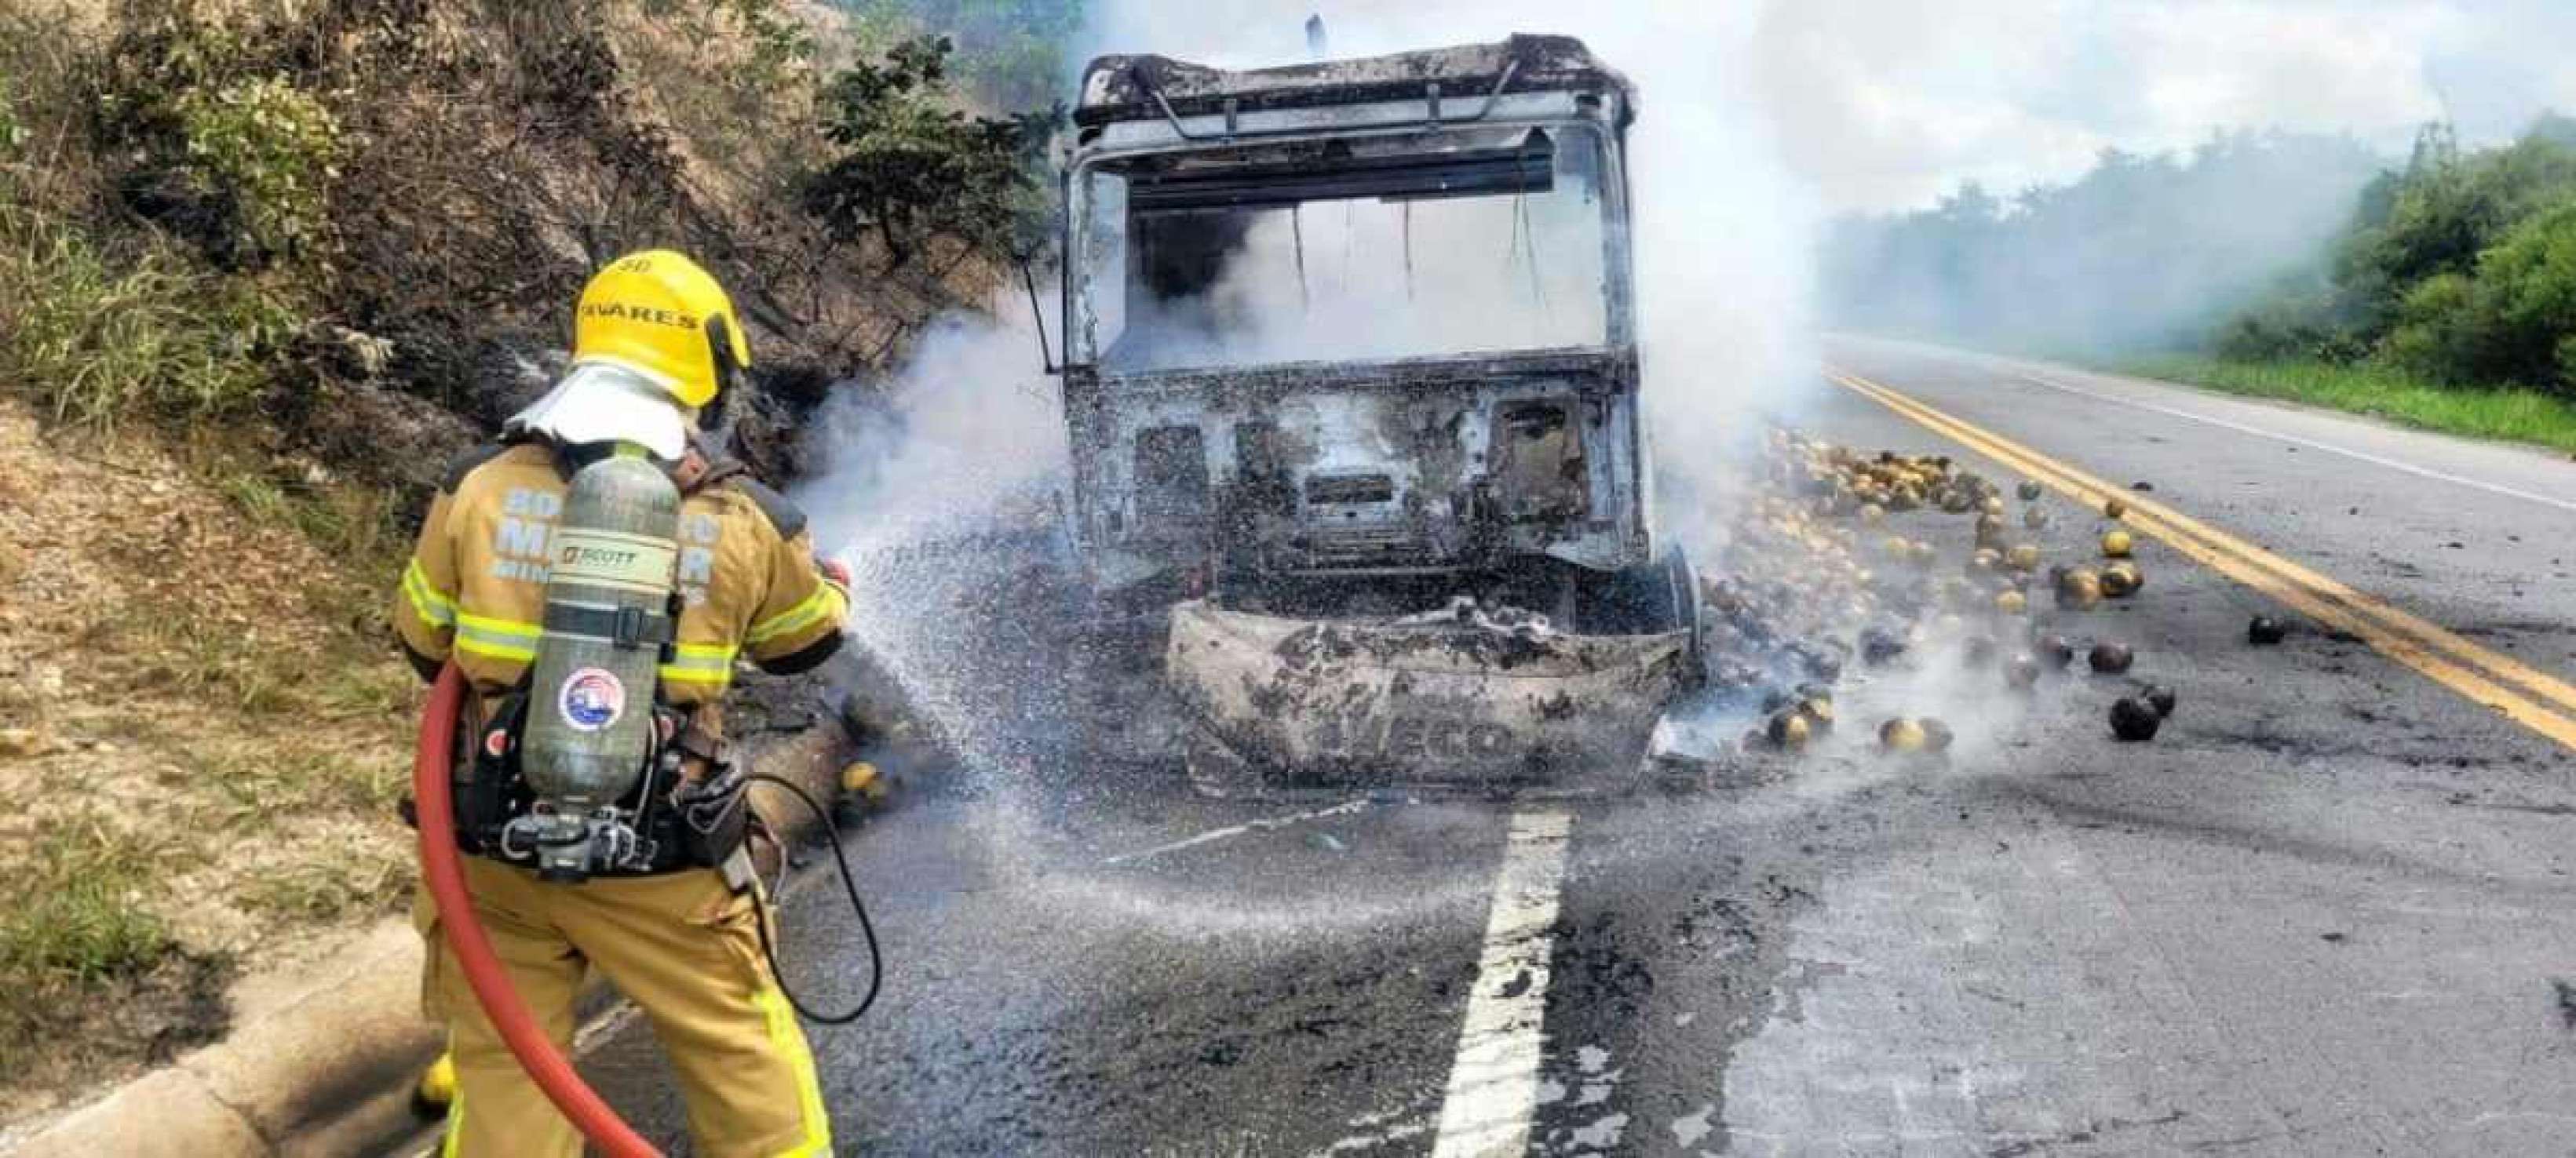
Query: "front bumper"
1166 599 1692 792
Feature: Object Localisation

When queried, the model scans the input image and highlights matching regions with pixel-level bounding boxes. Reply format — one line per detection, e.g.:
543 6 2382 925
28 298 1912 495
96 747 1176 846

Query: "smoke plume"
1081 0 1823 461
794 2 1829 788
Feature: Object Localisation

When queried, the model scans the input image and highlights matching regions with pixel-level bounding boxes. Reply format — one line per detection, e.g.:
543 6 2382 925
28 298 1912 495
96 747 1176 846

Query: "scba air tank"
520 448 682 879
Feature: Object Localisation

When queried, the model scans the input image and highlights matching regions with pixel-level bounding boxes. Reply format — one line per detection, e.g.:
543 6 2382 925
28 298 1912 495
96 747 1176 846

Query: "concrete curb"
11 922 438 1158
8 722 853 1158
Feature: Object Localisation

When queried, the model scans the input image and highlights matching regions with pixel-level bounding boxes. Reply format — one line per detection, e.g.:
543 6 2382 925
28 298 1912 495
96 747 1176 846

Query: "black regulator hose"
743 774 885 1025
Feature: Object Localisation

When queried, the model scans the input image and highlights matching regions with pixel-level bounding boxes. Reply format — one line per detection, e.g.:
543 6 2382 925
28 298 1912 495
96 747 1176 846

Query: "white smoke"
1100 177 1616 373
797 308 1067 553
1082 0 1823 463
794 306 1068 786
794 4 1827 790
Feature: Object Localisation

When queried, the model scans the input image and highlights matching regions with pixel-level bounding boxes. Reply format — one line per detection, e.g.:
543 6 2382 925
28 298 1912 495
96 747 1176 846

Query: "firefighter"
396 250 848 1157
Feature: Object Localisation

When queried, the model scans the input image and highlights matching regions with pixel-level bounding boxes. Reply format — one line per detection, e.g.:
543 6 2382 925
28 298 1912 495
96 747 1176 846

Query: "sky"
1080 0 1828 436
1751 0 2576 212
1082 0 2576 214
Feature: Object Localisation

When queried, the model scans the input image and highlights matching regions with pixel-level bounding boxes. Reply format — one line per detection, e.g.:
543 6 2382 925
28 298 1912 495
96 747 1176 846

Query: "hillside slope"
0 0 1039 1129
0 396 417 1124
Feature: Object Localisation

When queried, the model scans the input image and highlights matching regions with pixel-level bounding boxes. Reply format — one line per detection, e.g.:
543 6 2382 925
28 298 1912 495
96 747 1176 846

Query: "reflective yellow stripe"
456 610 540 638
454 612 542 663
752 977 831 1156
658 643 739 687
440 1085 465 1158
454 637 536 663
403 560 458 628
746 583 845 646
655 668 734 688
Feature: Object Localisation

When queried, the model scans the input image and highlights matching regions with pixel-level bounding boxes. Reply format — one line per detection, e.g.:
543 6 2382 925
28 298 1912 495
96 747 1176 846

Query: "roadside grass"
189 745 411 827
95 613 305 716
239 854 410 923
2122 355 2576 457
0 812 221 1076
0 816 183 989
215 466 409 571
0 202 299 433
3 555 416 1080
0 410 420 1099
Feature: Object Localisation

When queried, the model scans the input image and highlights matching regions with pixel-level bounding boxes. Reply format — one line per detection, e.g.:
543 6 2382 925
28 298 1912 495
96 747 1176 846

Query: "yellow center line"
1828 368 2576 754
1837 370 2576 708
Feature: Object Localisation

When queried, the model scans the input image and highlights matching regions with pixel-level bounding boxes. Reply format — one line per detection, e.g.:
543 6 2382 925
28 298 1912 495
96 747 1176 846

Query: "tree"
800 35 1040 268
839 0 1087 111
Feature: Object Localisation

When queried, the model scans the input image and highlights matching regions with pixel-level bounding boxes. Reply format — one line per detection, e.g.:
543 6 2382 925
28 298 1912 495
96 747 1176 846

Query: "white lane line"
1432 808 1574 1158
2008 371 2576 515
1098 799 1371 866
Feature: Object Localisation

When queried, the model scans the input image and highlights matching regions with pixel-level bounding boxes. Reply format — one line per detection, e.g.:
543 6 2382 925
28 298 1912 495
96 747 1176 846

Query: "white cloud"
1075 2 2575 213
1750 0 2571 212
1081 0 1826 424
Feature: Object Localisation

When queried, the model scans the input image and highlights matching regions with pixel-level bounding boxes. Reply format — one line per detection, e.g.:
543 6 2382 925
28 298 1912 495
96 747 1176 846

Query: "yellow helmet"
571 250 751 410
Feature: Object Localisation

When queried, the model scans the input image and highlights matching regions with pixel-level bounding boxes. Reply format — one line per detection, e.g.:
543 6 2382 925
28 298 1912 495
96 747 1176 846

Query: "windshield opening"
1073 123 1618 373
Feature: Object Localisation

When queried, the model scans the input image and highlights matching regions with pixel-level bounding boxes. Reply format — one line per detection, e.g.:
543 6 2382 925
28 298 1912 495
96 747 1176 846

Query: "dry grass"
0 399 418 1124
0 808 233 1085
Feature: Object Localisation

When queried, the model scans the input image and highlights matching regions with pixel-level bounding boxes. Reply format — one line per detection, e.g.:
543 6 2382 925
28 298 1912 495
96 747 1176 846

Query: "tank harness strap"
540 603 679 650
673 722 730 766
688 459 750 494
670 432 750 496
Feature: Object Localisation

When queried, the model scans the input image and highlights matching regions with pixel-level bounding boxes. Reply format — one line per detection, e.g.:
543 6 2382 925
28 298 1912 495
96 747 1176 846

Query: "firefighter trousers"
413 857 830 1157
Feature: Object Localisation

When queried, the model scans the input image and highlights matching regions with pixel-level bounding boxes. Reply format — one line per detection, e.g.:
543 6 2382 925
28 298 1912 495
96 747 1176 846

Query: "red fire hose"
414 665 662 1158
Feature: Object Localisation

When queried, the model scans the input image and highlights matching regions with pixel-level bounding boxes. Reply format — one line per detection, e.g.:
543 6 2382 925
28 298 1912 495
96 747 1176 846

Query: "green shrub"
844 0 1085 111
2376 202 2576 395
2382 271 2482 381
2212 283 2369 364
86 1 345 268
2457 200 2576 392
0 205 300 430
2211 118 2576 395
721 0 820 86
2344 126 2576 293
170 75 344 260
802 35 1038 265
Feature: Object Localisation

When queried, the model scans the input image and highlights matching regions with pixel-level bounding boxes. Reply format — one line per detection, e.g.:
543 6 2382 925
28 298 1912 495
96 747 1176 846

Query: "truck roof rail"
1075 34 1633 132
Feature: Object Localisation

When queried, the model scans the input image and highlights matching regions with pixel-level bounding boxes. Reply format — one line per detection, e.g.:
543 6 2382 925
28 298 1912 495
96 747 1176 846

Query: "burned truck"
1056 35 1699 792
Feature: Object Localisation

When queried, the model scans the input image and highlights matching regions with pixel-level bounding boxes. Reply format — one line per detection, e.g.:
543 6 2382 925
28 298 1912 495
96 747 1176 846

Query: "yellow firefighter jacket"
394 440 847 730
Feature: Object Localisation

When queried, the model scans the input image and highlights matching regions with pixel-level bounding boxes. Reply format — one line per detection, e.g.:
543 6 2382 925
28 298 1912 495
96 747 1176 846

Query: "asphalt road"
570 340 2576 1156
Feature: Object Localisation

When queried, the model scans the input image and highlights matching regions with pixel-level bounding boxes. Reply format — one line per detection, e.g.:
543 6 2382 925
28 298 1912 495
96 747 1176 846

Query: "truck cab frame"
1059 36 1662 622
